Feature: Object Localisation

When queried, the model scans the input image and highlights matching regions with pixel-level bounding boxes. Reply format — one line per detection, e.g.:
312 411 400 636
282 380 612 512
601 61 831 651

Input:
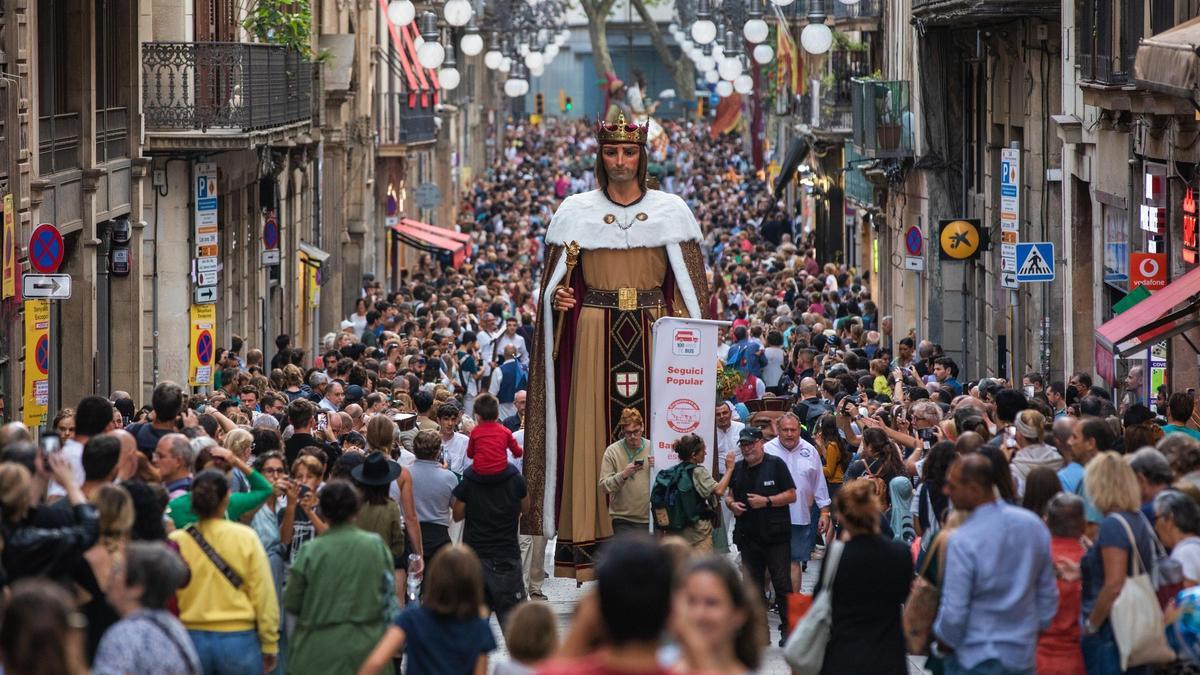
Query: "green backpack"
651 463 708 531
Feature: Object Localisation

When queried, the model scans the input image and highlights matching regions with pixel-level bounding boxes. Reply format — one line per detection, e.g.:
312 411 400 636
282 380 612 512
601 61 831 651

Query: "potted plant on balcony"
872 79 903 152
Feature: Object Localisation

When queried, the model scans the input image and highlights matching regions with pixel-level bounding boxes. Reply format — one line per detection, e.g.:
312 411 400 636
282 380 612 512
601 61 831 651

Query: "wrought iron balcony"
141 42 313 148
377 93 438 148
851 79 913 159
832 0 880 29
810 46 871 135
910 0 1058 25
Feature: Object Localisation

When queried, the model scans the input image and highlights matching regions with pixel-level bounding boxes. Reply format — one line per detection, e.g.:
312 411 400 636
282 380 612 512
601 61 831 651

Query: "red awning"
380 0 420 94
400 218 469 244
405 24 440 105
392 221 466 267
1095 263 1200 356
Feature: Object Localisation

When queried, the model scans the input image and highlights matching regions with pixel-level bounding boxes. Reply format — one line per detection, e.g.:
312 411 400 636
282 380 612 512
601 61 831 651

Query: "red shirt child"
467 420 523 475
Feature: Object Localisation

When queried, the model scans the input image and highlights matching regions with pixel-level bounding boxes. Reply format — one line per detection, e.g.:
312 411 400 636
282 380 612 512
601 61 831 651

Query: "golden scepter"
553 241 582 359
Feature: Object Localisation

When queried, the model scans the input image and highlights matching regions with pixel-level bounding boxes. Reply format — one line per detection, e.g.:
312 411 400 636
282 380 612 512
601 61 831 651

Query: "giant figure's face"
600 143 640 185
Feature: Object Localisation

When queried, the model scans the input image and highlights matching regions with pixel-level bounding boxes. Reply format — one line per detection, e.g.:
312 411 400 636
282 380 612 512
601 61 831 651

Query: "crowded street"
10 0 1200 673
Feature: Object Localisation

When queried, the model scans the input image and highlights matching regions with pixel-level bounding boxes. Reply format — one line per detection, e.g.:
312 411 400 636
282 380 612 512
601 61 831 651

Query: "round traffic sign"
905 226 923 256
263 217 279 249
34 335 49 375
196 330 214 365
939 220 981 260
29 223 63 274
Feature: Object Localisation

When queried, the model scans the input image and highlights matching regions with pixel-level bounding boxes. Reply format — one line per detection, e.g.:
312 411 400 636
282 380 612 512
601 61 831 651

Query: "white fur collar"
545 189 703 249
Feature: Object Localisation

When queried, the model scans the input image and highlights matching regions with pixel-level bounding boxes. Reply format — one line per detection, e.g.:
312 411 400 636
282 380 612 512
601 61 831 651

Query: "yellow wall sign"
23 299 49 426
2 194 14 298
189 303 217 387
939 219 983 260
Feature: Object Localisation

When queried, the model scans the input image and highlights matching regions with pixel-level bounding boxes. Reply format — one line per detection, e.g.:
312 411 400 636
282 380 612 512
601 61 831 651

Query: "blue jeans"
943 656 1034 675
188 629 263 675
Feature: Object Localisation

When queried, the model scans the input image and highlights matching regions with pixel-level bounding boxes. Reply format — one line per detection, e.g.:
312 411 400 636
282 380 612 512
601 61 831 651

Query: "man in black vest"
726 425 797 646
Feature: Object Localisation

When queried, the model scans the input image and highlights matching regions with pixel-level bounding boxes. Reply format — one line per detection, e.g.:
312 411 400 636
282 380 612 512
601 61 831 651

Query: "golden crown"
596 113 648 145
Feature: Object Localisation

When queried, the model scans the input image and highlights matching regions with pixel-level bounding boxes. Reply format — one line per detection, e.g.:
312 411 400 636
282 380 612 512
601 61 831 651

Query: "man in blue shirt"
932 356 963 398
933 454 1058 675
726 325 765 379
1161 392 1200 442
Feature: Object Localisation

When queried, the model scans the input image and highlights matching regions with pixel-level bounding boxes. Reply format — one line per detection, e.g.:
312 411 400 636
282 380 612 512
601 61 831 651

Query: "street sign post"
1015 242 1055 282
414 183 442 209
22 274 71 300
194 286 217 304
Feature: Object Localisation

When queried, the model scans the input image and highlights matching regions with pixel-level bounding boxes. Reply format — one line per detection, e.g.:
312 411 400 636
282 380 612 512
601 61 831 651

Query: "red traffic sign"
263 212 279 250
29 223 64 274
904 226 923 256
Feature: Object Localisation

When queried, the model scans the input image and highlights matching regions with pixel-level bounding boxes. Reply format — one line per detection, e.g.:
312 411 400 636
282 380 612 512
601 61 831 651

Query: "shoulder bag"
782 539 845 675
185 525 244 590
1109 514 1176 670
903 531 947 655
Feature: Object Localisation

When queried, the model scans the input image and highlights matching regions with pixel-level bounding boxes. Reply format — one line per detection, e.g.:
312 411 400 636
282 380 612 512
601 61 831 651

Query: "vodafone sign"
1131 252 1168 289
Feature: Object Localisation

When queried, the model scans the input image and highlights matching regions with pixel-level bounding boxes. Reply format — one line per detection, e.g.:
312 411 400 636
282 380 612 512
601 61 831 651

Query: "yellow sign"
939 219 982 260
2 194 14 299
189 303 217 387
1001 230 1018 245
22 299 49 426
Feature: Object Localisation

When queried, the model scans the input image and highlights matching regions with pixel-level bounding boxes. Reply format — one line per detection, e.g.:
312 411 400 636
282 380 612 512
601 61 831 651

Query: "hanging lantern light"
386 0 415 26
753 43 775 64
460 15 484 56
690 0 717 45
705 69 721 84
742 0 769 44
483 32 503 69
443 0 474 27
417 12 446 69
439 44 461 90
800 0 832 54
716 80 734 97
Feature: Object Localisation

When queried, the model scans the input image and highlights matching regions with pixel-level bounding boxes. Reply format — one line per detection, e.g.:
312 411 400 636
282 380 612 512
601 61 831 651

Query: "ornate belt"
582 287 665 312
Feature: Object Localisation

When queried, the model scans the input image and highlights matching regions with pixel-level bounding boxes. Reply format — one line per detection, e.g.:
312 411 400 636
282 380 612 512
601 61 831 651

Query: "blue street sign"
1015 242 1055 283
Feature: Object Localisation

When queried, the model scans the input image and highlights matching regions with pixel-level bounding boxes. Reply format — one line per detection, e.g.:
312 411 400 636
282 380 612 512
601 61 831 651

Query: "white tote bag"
1109 514 1175 670
782 539 845 675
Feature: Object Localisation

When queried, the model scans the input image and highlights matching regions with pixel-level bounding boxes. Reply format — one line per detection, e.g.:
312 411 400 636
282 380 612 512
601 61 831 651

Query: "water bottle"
406 553 422 603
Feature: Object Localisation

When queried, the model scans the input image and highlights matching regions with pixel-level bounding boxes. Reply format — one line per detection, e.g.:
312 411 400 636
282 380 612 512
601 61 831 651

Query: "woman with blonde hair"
1080 451 1159 674
79 484 135 660
1009 409 1063 490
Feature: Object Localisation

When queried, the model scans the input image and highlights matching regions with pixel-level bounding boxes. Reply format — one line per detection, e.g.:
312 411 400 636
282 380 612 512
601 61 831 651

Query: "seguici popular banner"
649 317 726 473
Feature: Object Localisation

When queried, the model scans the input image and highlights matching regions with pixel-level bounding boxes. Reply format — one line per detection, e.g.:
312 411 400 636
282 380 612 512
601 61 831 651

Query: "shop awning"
1095 264 1200 356
773 137 810 200
399 218 470 244
1134 16 1200 106
378 0 439 108
391 220 466 267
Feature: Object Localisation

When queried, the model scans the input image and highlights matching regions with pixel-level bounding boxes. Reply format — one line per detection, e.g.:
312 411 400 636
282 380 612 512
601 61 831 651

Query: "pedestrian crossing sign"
1015 242 1054 282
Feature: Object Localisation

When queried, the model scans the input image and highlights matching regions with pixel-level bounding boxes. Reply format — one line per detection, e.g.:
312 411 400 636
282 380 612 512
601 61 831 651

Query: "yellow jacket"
169 518 280 654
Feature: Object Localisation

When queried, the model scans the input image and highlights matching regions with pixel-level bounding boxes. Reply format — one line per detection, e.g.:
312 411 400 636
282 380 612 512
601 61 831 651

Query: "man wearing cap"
764 412 830 590
726 425 797 646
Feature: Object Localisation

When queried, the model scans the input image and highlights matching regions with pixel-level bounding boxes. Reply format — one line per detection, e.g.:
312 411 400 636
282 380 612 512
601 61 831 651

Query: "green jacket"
284 525 396 675
167 470 273 528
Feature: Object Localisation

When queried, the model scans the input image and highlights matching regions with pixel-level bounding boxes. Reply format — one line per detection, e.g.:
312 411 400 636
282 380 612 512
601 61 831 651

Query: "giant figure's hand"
552 287 576 312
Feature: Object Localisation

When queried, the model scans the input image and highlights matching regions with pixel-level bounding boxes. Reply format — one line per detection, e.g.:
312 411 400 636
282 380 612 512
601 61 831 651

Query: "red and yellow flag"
774 6 805 96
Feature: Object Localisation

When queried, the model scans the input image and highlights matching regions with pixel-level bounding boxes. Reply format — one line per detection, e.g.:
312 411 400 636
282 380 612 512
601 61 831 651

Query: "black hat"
351 452 402 487
738 426 764 444
344 384 365 404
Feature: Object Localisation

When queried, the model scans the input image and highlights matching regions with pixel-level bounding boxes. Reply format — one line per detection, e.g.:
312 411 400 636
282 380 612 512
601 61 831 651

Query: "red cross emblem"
615 372 640 399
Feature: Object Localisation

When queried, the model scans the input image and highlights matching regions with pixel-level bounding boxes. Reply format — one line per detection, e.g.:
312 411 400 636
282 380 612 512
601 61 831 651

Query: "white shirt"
1172 536 1200 583
715 420 745 474
494 333 529 367
763 347 786 387
764 437 830 525
48 438 86 498
318 398 337 412
441 432 471 474
511 430 526 472
477 329 500 371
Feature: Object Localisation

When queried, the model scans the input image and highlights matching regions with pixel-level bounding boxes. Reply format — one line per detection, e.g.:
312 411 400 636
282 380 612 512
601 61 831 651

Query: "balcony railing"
377 93 438 146
832 0 880 22
851 79 913 159
142 42 313 133
814 47 871 133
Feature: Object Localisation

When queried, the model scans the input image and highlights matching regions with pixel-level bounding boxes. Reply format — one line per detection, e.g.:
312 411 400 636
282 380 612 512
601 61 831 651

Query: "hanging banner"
2 194 14 299
189 303 216 387
22 299 49 426
649 318 725 474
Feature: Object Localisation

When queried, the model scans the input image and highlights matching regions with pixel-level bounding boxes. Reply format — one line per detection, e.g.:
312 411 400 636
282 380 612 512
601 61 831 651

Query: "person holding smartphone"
598 408 654 536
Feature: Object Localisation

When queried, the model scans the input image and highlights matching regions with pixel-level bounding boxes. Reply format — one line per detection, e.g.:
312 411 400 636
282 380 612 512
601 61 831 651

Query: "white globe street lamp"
734 73 753 94
705 69 720 84
386 0 415 25
753 43 774 64
743 18 769 44
716 80 733 97
800 22 832 54
443 0 473 27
